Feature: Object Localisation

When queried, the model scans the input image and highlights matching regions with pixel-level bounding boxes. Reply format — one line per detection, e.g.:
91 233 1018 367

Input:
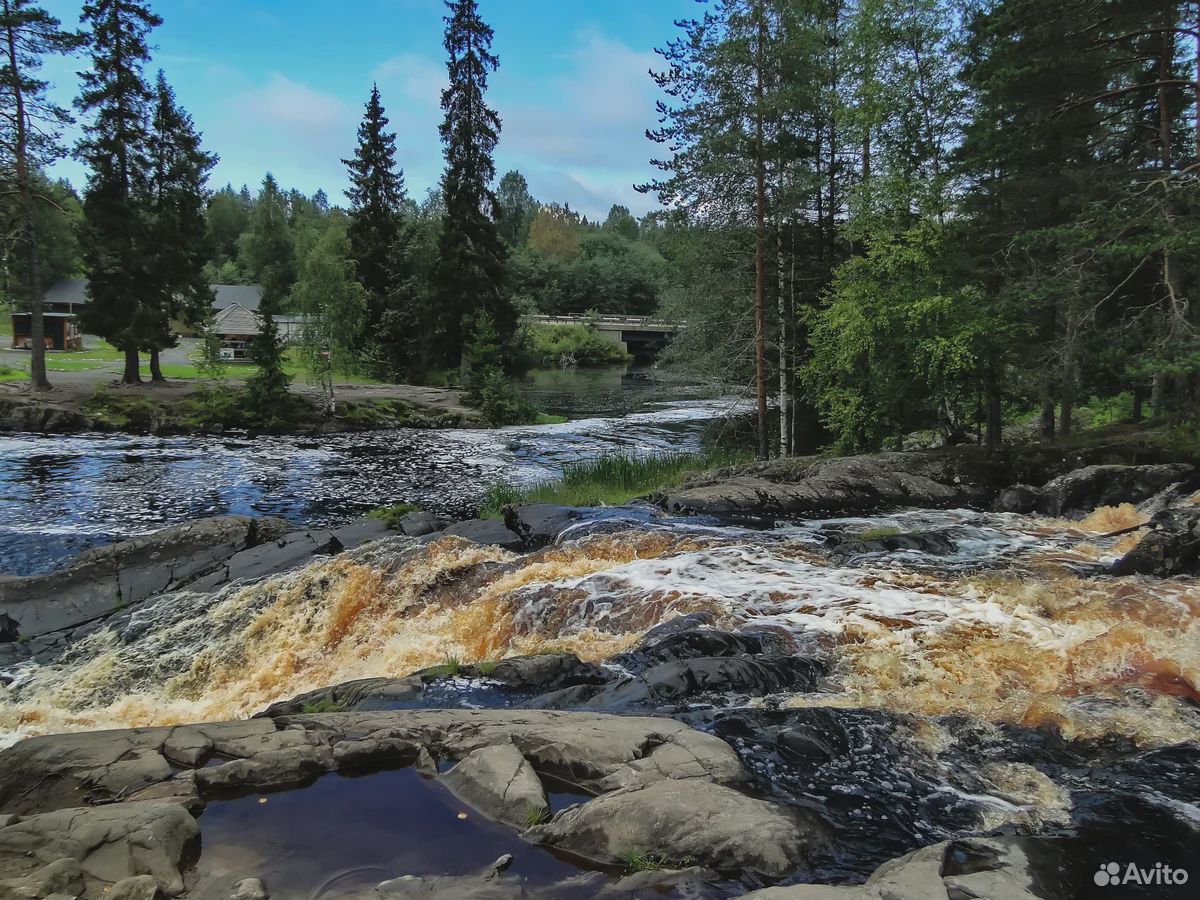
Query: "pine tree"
144 70 216 381
496 169 535 246
0 0 83 391
434 0 511 368
242 173 294 419
75 0 161 385
343 84 404 302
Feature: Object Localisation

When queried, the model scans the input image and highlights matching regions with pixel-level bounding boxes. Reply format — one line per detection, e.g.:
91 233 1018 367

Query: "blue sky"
38 0 699 218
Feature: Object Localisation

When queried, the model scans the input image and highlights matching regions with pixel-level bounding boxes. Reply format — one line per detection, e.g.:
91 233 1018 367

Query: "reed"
477 448 750 518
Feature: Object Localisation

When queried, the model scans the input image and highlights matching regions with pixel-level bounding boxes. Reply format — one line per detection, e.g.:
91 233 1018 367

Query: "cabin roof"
212 302 262 335
43 279 263 311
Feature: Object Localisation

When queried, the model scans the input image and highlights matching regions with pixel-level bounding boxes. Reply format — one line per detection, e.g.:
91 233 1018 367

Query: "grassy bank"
478 448 751 517
527 323 631 368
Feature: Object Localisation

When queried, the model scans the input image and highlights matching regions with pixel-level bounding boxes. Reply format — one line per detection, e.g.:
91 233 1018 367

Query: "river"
0 366 737 575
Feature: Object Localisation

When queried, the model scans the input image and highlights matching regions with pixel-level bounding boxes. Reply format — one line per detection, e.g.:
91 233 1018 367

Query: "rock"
0 613 19 643
612 623 765 674
992 484 1041 515
255 676 424 717
376 854 516 899
736 837 1047 900
0 515 293 639
1112 507 1200 577
664 448 1010 518
1031 463 1195 519
0 857 85 899
0 710 745 817
527 779 826 878
825 530 957 560
502 504 585 549
0 801 198 897
106 874 161 899
185 517 389 593
441 743 548 827
484 653 607 692
396 511 451 537
535 656 827 711
231 876 269 900
441 519 525 552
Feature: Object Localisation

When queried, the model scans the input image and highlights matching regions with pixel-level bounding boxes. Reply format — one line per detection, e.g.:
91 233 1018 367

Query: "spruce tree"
145 70 216 381
435 0 511 368
75 0 161 385
343 84 404 306
242 173 294 420
0 0 83 391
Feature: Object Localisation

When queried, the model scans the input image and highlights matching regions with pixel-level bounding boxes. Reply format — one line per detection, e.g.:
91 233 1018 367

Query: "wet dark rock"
485 653 608 692
664 448 1011 517
993 483 1042 514
0 515 294 639
1112 507 1200 576
1031 463 1195 519
534 655 827 711
256 676 425 717
825 529 957 560
612 623 770 675
442 519 526 552
502 503 586 550
0 613 18 643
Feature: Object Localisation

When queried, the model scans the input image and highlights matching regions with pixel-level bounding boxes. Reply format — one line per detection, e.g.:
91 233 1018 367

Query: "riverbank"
0 377 483 435
1 440 1197 898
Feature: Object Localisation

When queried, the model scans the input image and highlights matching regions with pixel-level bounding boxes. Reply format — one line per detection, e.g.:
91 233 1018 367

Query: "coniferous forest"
1 0 1198 446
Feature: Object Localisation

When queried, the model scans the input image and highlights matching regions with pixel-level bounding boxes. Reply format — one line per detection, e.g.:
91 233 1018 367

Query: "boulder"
441 743 548 826
535 655 826 711
0 515 294 639
231 876 270 900
396 511 452 537
664 449 1010 518
484 653 607 692
502 504 585 549
0 801 199 897
1112 507 1200 577
734 837 1046 900
825 530 957 560
106 874 162 899
442 519 525 552
992 484 1041 515
527 779 827 878
1030 463 1194 519
0 857 85 899
0 613 19 644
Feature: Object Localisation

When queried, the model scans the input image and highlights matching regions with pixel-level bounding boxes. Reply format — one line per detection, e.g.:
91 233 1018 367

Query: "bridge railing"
526 314 682 330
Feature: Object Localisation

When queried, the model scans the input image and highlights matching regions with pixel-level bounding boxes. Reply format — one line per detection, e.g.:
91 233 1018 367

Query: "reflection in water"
0 368 738 575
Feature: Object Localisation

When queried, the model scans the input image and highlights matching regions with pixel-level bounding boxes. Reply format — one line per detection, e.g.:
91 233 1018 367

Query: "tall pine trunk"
753 4 769 460
149 348 164 382
5 6 51 392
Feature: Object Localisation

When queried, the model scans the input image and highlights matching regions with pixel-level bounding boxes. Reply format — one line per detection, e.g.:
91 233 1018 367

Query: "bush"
367 503 422 529
527 323 631 368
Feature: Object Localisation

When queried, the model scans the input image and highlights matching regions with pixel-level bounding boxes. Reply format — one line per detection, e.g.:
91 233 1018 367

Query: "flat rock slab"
0 710 746 818
0 515 293 639
734 837 1046 900
664 449 1009 518
527 779 827 878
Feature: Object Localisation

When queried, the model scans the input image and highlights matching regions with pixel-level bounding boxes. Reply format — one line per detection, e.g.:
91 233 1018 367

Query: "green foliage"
243 175 294 420
293 221 369 383
856 526 901 541
473 369 540 426
476 660 498 677
367 503 422 530
616 851 670 874
522 806 550 828
526 324 630 368
476 449 753 518
299 699 345 714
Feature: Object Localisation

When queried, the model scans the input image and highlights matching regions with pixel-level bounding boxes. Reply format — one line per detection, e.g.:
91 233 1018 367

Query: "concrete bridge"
528 314 682 358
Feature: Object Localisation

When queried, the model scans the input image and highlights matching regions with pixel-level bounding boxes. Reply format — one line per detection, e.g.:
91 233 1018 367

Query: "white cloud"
234 72 352 141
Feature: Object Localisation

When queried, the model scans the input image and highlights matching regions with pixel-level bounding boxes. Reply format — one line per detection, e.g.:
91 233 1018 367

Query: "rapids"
2 504 1196 750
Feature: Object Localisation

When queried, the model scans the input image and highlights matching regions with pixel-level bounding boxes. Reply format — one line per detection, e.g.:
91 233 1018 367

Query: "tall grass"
477 448 751 517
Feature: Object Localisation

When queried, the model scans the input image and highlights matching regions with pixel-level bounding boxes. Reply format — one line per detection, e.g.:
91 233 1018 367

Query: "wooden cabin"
9 312 84 351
